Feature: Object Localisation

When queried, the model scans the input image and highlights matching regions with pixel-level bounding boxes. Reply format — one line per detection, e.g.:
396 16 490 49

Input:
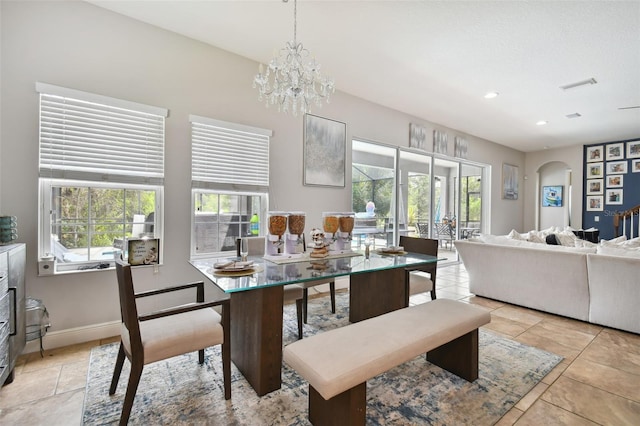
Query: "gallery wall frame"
586 195 603 211
502 163 519 200
627 140 640 159
587 162 603 178
606 143 624 161
606 175 623 188
633 159 640 173
586 145 603 162
303 114 346 187
586 179 603 195
606 189 623 205
542 185 563 207
606 160 627 174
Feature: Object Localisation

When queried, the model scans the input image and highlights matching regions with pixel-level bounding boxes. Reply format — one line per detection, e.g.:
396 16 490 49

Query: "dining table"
189 250 439 396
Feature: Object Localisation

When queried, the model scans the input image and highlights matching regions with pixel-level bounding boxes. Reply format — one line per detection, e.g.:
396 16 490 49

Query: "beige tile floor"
1 263 639 425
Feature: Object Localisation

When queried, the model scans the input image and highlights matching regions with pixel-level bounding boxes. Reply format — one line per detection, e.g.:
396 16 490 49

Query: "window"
37 83 167 273
190 115 272 257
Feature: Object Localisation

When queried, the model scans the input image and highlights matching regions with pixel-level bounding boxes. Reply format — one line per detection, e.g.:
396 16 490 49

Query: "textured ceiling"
87 0 640 152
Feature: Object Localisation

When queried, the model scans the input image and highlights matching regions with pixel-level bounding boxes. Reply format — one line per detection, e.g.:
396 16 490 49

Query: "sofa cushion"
596 245 640 258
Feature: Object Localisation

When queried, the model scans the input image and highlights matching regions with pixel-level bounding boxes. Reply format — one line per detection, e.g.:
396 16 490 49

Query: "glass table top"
189 250 439 293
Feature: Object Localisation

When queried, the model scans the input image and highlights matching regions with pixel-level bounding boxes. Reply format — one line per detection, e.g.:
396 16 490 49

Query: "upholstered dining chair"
110 259 231 425
399 236 438 301
236 237 304 339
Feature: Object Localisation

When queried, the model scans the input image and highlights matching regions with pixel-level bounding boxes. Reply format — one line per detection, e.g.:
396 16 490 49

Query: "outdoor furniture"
415 222 430 238
434 223 455 249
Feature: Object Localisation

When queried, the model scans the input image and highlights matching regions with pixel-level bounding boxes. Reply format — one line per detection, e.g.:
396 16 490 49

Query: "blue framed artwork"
542 185 563 207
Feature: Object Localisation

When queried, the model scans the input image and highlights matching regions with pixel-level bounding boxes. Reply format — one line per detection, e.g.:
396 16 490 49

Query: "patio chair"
434 222 455 249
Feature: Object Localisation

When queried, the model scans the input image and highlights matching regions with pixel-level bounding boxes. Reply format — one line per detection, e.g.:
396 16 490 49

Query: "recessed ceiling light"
536 120 548 126
484 92 499 99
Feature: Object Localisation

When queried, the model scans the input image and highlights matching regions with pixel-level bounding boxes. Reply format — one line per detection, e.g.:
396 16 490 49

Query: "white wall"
538 162 570 229
524 145 584 231
1 1 528 342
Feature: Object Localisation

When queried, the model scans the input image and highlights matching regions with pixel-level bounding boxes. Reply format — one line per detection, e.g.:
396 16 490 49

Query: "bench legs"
309 382 366 426
427 328 479 382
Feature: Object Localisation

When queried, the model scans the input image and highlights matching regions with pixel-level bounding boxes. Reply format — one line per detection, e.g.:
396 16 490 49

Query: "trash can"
26 298 50 356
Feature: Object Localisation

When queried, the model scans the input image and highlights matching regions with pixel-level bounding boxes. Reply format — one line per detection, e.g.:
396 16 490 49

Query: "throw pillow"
545 234 560 245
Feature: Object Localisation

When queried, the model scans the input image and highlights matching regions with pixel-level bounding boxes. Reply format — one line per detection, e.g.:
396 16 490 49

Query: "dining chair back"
399 236 439 301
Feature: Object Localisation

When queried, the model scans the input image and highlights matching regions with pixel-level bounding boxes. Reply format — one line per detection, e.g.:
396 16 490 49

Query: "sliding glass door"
352 140 487 263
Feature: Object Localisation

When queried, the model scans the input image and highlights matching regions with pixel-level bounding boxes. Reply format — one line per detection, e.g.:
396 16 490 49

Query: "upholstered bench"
283 299 491 425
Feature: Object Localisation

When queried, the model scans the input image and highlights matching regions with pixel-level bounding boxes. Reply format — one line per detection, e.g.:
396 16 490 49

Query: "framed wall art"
606 160 627 174
586 196 603 211
587 162 603 178
303 114 346 187
542 185 563 207
606 189 623 205
627 140 640 159
633 159 640 173
586 179 603 195
606 175 623 188
502 163 519 200
433 130 448 154
409 123 427 150
586 145 603 162
454 136 468 159
606 143 624 161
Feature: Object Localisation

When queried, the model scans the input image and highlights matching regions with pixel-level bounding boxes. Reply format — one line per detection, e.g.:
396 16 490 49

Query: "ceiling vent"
560 78 597 91
618 105 640 110
566 113 582 119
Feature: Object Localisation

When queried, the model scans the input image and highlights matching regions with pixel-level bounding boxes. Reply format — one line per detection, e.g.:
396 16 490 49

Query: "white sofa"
455 234 640 334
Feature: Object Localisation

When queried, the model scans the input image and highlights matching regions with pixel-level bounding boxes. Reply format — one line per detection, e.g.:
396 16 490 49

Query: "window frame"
39 178 164 274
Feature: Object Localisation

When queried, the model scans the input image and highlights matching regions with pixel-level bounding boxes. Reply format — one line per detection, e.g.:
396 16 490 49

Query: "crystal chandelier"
253 0 335 116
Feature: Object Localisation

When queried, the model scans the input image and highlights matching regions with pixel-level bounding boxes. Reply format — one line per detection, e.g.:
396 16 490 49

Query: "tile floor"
1 263 639 425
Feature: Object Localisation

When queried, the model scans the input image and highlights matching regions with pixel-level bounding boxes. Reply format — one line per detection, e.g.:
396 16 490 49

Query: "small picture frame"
586 196 603 211
586 145 603 162
606 143 624 161
542 185 563 207
586 179 603 195
633 159 640 173
128 238 160 266
587 162 603 178
606 175 623 188
606 189 623 205
606 160 627 175
627 140 640 159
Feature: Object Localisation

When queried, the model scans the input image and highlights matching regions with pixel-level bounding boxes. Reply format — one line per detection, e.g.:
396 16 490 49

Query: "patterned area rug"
82 293 562 425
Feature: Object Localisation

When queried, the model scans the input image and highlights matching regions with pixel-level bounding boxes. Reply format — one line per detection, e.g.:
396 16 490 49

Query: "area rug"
82 293 562 425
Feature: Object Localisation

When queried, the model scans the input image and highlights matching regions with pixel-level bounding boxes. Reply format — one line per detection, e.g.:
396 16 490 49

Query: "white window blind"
190 115 271 190
37 82 168 185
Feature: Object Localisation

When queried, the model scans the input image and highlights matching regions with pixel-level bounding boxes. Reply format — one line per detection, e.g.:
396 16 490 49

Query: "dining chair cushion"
409 271 433 296
121 308 223 365
283 285 304 303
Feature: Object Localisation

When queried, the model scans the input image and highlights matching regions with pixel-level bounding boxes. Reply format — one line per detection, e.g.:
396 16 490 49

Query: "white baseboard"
23 321 120 354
